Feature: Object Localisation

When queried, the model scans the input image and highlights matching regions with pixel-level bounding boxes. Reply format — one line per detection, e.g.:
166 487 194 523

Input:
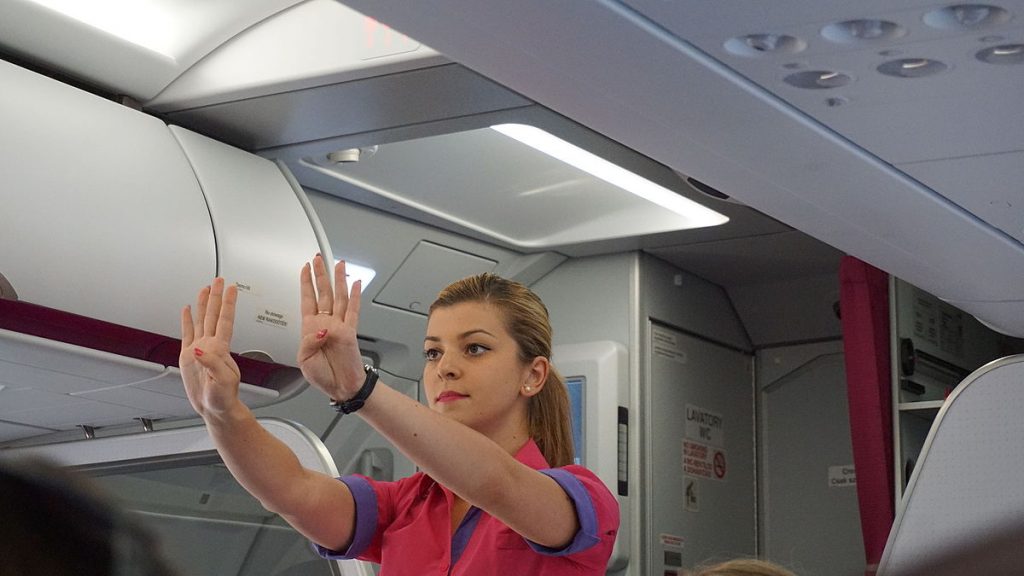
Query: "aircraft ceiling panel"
0 0 307 100
899 151 1024 247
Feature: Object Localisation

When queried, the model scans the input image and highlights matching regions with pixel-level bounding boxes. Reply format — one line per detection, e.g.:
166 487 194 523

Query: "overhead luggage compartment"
0 59 329 444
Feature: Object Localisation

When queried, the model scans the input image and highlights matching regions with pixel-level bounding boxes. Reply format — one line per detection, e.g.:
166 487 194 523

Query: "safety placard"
683 440 727 481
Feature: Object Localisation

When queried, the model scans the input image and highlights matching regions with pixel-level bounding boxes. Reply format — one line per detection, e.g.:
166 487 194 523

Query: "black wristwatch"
329 364 379 414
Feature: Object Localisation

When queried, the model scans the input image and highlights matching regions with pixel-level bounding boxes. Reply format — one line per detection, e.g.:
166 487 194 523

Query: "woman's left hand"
296 255 368 402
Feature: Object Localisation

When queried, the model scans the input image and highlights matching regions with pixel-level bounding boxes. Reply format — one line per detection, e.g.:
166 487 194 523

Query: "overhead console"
0 59 329 443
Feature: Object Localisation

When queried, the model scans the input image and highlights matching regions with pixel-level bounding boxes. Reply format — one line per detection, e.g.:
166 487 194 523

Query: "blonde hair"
693 559 797 576
430 273 575 467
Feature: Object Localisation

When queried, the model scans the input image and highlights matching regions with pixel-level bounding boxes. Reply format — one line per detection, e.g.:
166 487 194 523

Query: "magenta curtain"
839 256 894 575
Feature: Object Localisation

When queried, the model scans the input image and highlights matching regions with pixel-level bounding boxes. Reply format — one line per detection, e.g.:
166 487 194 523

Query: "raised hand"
179 277 243 418
297 255 367 401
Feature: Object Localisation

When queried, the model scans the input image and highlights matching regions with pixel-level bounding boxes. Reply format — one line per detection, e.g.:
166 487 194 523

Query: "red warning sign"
684 441 728 481
713 451 727 480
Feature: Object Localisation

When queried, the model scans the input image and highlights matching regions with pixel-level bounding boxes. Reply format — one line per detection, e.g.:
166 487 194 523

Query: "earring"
524 386 533 392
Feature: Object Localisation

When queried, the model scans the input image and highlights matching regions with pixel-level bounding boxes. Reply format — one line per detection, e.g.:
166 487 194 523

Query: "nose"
436 352 460 381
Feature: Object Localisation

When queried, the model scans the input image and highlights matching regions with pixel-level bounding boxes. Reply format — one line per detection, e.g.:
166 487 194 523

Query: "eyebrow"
424 329 497 343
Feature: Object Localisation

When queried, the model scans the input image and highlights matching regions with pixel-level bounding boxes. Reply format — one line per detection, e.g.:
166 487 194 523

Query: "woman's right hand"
179 277 243 419
296 255 368 402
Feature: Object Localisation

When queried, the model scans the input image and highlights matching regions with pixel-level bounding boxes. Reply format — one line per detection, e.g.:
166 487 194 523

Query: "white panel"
170 126 324 366
374 241 497 314
6 419 376 576
900 151 1024 247
647 324 755 570
0 0 306 100
0 60 216 338
303 126 725 248
879 355 1024 575
0 330 166 393
0 420 55 442
552 341 630 572
0 388 84 416
75 384 198 414
335 0 1024 337
149 0 443 110
1 394 152 428
759 343 864 576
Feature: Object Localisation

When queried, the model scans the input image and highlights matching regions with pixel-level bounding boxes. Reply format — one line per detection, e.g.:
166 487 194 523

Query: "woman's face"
422 301 541 437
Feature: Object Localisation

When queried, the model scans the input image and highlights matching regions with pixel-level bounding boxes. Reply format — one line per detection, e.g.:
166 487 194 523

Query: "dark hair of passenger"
0 456 178 576
430 272 575 467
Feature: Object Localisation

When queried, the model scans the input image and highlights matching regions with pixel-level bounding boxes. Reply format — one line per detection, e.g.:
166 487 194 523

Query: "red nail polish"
194 348 204 357
316 329 328 339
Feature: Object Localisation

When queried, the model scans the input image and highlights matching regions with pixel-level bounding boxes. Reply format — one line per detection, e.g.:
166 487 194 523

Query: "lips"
436 391 469 403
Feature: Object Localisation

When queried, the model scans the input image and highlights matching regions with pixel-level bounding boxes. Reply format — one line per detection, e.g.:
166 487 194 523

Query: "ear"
521 356 549 397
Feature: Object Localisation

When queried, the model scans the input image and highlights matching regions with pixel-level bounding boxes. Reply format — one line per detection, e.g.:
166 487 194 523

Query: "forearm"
201 403 312 514
359 383 512 497
201 402 357 550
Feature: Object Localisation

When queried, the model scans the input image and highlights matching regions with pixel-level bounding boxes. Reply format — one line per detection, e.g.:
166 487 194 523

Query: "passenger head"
0 456 178 576
692 559 797 576
430 273 574 466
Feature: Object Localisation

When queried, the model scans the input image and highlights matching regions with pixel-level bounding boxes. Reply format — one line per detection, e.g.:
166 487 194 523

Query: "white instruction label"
828 465 856 488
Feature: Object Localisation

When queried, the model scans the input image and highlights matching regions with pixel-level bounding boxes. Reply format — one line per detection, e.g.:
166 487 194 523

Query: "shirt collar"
513 438 551 470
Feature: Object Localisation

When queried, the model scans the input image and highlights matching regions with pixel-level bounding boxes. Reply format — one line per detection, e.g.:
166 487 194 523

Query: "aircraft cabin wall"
534 251 862 575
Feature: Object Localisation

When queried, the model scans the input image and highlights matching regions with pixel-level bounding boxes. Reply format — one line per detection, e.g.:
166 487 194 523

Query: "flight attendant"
180 255 619 574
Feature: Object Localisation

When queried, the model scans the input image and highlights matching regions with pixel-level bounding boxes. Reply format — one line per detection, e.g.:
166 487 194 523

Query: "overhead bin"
0 59 329 443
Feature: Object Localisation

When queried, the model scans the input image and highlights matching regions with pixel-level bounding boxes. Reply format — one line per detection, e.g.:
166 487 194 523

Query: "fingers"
313 254 333 314
300 262 316 317
347 280 362 332
192 346 241 385
181 305 195 347
216 284 238 343
297 329 329 364
195 285 211 338
204 278 224 337
333 259 349 316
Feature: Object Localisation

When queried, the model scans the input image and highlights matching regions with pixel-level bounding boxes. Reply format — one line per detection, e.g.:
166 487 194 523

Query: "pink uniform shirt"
314 439 620 575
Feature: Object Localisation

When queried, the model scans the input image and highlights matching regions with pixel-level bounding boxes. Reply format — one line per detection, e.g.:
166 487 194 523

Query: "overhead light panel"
335 260 377 289
491 124 728 229
31 0 177 58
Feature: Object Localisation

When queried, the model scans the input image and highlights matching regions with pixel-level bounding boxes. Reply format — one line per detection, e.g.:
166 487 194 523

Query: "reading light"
491 124 728 227
783 70 853 89
976 44 1024 65
31 0 176 57
335 260 377 289
877 58 948 78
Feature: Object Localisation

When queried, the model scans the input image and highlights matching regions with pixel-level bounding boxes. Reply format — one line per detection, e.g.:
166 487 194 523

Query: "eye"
466 343 489 356
423 348 441 361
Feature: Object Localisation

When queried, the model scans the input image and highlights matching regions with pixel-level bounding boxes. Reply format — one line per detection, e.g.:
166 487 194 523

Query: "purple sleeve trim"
311 475 378 560
529 468 601 556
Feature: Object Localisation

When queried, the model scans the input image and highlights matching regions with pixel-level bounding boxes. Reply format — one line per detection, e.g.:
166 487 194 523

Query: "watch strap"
329 364 379 414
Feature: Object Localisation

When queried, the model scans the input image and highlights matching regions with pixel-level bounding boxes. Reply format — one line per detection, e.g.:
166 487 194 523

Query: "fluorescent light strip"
335 260 377 289
491 124 727 228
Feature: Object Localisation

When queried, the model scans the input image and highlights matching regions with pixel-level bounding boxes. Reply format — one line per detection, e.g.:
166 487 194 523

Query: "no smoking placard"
713 451 726 480
683 440 728 482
